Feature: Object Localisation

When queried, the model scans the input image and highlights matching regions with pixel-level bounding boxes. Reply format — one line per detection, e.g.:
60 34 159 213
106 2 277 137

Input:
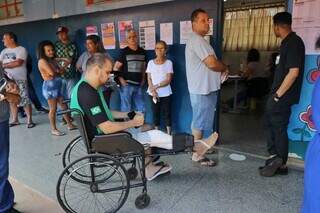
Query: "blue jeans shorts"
190 91 218 131
42 77 63 100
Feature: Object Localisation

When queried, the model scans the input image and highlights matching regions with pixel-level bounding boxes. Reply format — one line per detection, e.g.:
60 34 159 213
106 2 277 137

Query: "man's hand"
0 94 6 101
113 61 123 71
132 114 144 127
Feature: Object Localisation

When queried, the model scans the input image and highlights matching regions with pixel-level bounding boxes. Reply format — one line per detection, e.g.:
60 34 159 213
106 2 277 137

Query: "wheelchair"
56 108 194 213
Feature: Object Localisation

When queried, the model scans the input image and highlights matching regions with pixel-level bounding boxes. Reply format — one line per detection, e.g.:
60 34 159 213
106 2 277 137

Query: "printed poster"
139 20 156 50
292 0 320 54
86 25 98 36
160 23 173 45
118 20 134 49
180 20 192 44
101 22 116 49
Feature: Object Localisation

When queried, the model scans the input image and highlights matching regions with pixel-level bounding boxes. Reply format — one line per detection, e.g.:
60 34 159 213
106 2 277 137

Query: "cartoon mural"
288 55 320 159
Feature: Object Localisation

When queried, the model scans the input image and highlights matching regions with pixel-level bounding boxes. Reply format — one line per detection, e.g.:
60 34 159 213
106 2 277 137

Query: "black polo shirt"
117 46 147 85
77 81 109 141
271 32 305 105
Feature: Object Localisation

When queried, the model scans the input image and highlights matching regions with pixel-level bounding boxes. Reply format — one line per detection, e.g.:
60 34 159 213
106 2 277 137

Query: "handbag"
2 74 21 104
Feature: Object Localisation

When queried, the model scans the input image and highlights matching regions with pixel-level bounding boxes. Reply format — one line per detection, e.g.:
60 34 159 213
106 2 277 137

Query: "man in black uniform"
260 12 305 177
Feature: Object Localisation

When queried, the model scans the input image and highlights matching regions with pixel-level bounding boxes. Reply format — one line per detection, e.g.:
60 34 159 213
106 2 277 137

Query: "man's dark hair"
191 8 207 22
4 32 17 43
273 12 292 26
37 40 55 60
247 48 260 63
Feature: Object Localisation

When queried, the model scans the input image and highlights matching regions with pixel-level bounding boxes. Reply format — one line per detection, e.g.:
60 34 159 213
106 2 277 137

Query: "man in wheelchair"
70 53 218 181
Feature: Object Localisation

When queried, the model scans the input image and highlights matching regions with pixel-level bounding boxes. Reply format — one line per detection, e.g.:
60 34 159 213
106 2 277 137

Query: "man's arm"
98 114 144 134
110 110 130 119
2 59 24 69
275 68 299 98
203 55 227 73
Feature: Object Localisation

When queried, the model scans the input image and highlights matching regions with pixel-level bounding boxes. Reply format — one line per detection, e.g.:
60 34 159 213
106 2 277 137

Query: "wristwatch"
273 93 280 102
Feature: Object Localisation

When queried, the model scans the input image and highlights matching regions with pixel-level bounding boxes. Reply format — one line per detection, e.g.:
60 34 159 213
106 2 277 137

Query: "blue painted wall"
0 0 173 26
0 0 222 134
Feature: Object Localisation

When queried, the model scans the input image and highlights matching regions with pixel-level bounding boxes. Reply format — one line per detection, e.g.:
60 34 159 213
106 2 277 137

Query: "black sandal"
9 122 20 127
27 123 36 128
194 157 216 167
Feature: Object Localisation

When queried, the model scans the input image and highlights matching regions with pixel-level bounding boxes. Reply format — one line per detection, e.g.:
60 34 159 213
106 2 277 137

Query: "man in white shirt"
0 32 35 128
185 8 228 166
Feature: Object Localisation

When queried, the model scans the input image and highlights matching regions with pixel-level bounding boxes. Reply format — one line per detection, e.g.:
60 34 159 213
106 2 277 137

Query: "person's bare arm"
2 59 24 69
154 73 173 89
275 68 300 97
203 55 227 72
147 73 154 91
110 110 130 119
38 59 55 77
98 114 144 134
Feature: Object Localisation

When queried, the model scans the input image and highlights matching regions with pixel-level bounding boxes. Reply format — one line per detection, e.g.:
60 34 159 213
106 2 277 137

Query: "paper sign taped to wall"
118 20 134 49
86 25 98 36
101 22 116 49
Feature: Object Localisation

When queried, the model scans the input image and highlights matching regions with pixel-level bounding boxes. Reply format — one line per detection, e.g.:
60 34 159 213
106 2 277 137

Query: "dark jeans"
27 75 43 110
150 95 171 127
265 96 292 164
0 120 14 212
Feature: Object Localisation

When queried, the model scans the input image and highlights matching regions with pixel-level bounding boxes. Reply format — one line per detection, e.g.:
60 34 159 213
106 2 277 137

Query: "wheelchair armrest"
94 131 132 139
57 109 72 116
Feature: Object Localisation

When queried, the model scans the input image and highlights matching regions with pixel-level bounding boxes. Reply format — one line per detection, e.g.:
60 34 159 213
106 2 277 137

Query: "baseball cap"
56 26 69 34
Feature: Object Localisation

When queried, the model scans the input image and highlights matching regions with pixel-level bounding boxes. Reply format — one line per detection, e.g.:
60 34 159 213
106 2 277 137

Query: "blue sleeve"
312 78 320 131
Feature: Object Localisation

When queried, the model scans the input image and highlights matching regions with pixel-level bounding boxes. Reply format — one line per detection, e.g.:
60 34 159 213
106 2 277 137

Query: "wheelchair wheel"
62 136 86 168
57 154 130 213
135 192 150 209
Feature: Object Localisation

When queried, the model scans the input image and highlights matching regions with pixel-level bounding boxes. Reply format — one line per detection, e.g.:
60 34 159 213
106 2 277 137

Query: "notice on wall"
86 25 98 36
206 18 214 36
180 20 192 44
139 20 156 50
118 20 134 49
101 22 116 49
160 23 173 45
292 0 320 54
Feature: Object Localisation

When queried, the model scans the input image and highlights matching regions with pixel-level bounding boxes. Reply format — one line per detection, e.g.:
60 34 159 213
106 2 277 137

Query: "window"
0 0 23 20
223 7 284 51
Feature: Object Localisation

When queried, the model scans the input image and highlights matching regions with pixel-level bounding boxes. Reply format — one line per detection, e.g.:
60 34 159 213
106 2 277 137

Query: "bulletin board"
0 0 223 133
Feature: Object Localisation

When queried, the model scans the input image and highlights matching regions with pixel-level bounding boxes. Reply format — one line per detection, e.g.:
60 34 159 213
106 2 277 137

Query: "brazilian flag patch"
90 106 102 115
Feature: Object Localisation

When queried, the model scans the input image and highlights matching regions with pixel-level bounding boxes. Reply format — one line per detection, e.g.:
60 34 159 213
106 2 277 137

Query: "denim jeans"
190 91 218 131
61 78 78 100
119 84 145 112
0 120 14 212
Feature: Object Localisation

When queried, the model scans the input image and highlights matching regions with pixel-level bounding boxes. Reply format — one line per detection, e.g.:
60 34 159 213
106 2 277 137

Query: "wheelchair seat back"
72 111 92 154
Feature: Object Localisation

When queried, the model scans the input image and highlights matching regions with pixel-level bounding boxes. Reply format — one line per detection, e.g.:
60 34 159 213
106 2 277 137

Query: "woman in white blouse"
147 41 173 134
